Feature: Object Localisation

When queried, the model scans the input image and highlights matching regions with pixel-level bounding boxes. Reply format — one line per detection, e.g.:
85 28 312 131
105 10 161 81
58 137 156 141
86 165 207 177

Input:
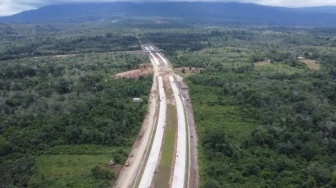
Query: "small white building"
133 98 143 103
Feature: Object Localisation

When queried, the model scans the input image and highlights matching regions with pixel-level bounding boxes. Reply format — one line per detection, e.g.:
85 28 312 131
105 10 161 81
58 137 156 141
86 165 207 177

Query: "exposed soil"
104 164 123 176
174 74 199 188
114 46 198 188
301 59 320 70
113 64 152 79
113 57 159 188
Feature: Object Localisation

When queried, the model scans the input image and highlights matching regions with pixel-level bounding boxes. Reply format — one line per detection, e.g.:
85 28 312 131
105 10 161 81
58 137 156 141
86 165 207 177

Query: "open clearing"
113 51 159 188
113 64 152 79
300 59 320 70
29 154 117 187
115 44 197 188
254 61 271 66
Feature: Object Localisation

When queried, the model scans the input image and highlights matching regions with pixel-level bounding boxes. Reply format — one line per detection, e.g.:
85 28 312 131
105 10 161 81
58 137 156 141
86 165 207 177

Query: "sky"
1 0 336 16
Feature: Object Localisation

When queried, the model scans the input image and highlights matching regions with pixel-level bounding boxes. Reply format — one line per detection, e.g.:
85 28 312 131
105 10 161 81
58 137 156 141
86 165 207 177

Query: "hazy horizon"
1 0 336 17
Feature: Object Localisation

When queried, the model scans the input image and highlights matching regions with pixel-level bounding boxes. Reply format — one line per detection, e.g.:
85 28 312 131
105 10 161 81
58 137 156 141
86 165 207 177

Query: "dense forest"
0 23 140 61
0 24 152 187
2 20 336 188
144 27 336 187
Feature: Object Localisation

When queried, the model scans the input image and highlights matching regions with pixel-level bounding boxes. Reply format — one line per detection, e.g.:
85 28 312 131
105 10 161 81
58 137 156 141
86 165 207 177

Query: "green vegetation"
2 19 336 188
29 153 113 187
144 27 336 187
153 103 177 188
0 23 140 60
0 24 152 187
160 104 177 166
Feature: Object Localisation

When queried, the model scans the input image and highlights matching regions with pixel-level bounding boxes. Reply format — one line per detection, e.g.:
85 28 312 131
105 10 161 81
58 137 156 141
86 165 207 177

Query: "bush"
91 166 115 180
204 179 221 188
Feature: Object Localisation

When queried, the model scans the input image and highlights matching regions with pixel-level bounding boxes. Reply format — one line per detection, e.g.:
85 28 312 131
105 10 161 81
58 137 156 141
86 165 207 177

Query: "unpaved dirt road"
113 50 159 188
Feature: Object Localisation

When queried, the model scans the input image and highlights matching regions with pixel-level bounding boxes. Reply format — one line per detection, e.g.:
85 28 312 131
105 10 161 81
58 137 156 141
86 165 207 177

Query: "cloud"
1 0 336 16
0 0 36 16
256 0 336 7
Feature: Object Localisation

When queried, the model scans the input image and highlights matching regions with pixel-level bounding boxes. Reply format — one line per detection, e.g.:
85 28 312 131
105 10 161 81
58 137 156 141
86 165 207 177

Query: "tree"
91 166 115 180
204 179 221 188
331 171 336 184
277 142 295 155
301 141 318 160
307 163 331 185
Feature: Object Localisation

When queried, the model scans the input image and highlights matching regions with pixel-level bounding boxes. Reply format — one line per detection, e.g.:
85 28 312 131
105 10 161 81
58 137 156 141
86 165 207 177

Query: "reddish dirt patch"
113 64 152 79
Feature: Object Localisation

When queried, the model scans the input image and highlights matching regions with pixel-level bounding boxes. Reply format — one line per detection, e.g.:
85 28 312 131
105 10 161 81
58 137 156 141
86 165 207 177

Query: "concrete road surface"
170 76 187 188
138 76 167 188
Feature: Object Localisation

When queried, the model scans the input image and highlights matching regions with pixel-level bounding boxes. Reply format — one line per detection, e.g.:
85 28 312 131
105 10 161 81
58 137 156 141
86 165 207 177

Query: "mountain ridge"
1 2 336 27
297 6 336 14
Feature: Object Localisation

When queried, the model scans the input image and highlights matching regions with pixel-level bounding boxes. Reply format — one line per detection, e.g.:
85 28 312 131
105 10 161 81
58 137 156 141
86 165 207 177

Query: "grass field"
28 145 126 188
254 62 307 74
194 104 257 141
190 84 257 139
300 59 320 70
29 154 113 187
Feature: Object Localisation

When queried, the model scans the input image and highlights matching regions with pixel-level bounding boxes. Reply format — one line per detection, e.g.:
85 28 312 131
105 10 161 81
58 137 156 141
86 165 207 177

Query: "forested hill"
1 2 336 27
297 6 336 14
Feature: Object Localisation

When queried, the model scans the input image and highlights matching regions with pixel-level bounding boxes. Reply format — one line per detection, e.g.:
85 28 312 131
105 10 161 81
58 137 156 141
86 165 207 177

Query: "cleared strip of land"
113 49 159 188
150 53 160 66
138 76 167 188
156 53 169 66
169 76 187 188
115 44 197 188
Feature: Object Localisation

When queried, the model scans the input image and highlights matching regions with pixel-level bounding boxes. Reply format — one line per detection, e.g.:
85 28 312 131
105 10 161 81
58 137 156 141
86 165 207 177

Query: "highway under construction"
114 44 198 188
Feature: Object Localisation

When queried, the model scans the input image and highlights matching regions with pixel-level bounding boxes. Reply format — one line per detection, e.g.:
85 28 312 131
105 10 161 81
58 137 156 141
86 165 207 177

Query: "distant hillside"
1 2 336 27
297 6 336 14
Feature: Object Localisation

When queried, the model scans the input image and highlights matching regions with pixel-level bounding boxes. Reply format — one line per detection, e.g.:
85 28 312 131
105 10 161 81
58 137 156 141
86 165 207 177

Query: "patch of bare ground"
53 54 77 58
162 76 172 90
175 67 205 77
254 61 271 66
301 59 320 70
113 64 152 79
98 163 123 176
